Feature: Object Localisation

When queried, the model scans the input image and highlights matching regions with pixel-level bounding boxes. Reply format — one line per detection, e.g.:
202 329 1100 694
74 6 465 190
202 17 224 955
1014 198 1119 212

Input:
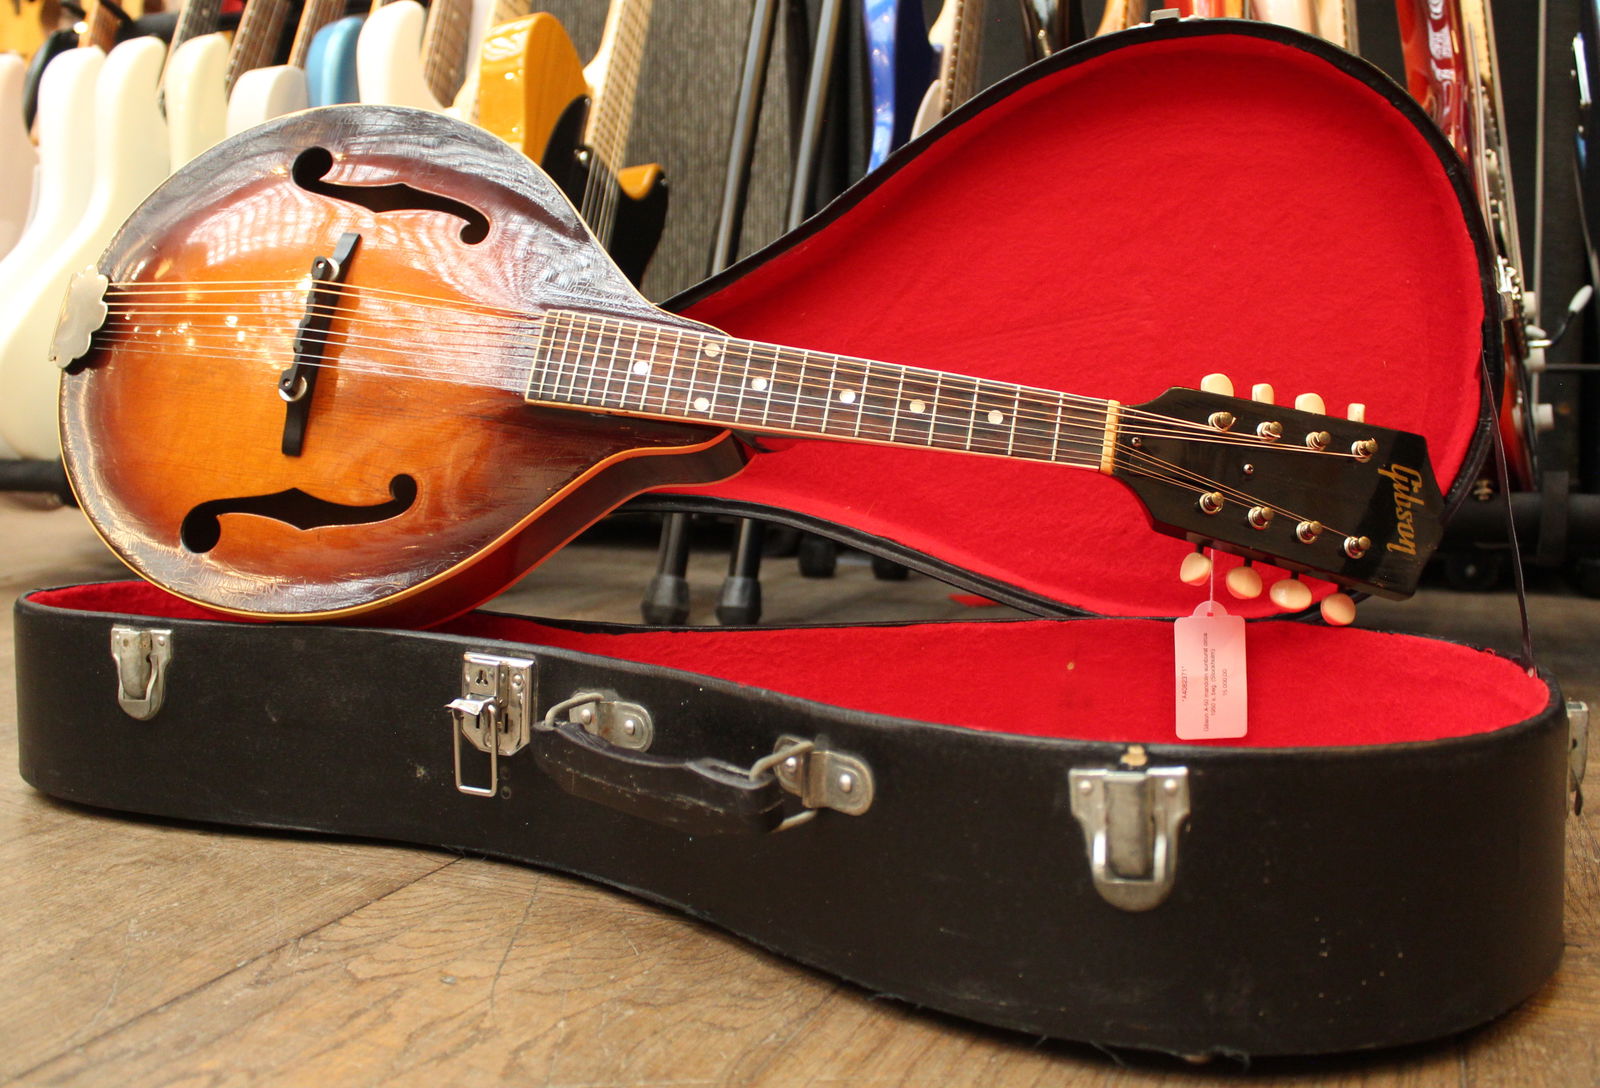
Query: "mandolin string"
1114 445 1343 532
90 318 1363 462
97 288 1372 450
101 284 1257 437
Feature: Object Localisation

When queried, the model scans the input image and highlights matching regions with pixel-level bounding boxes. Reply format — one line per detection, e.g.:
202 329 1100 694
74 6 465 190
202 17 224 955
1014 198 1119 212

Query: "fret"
526 310 1107 468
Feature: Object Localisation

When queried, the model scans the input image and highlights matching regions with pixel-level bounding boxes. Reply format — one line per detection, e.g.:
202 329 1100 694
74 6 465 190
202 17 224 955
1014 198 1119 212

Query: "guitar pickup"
279 231 361 456
50 267 111 372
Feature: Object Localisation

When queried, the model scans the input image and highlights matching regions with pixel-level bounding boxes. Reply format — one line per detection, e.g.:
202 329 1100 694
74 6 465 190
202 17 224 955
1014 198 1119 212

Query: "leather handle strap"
531 721 788 835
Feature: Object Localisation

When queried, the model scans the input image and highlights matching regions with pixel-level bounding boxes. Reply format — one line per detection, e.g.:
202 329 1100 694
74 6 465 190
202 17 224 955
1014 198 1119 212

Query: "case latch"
1069 763 1190 912
449 653 536 797
110 625 172 720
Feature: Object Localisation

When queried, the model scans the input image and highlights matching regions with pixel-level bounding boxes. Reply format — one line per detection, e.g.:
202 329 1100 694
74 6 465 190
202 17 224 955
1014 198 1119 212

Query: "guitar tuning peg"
1268 575 1313 612
1200 373 1234 397
1225 561 1263 599
1251 383 1275 404
1293 392 1326 415
1180 547 1212 586
1320 592 1357 626
1346 403 1366 423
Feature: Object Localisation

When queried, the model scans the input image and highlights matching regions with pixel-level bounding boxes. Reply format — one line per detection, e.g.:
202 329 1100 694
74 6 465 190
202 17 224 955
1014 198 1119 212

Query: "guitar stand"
643 0 843 626
0 459 75 506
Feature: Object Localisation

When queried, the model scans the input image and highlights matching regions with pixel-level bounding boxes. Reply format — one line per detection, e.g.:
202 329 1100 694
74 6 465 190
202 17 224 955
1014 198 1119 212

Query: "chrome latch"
449 653 535 797
763 734 875 829
110 625 171 720
549 692 654 751
1570 701 1590 801
1069 764 1190 912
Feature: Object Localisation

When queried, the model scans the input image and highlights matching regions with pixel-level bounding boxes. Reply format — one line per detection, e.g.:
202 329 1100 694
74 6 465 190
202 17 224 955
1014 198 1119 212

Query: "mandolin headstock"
1108 377 1444 601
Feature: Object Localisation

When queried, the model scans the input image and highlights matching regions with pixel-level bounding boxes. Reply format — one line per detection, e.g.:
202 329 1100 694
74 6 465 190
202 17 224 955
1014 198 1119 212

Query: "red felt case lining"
671 29 1488 620
31 583 1551 748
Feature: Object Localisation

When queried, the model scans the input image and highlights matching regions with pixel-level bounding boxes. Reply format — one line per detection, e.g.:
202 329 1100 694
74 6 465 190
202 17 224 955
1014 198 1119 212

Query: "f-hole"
292 146 491 244
180 474 420 553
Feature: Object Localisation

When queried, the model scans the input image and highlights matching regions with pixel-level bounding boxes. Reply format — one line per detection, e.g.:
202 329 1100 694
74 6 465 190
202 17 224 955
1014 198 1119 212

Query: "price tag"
1174 600 1248 740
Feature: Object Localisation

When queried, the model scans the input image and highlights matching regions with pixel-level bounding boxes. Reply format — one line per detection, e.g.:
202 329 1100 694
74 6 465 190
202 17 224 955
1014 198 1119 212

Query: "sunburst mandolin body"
60 107 742 626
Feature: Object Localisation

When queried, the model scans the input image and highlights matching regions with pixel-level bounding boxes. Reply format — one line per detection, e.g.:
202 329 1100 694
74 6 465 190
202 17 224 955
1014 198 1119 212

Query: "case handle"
531 722 792 836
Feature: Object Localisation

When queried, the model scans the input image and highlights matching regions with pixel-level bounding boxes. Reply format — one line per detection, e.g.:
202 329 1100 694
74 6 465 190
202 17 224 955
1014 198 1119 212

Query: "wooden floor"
2 496 1597 1087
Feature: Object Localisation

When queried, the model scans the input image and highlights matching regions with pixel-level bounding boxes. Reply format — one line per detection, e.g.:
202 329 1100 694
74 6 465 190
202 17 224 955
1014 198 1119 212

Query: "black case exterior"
14 593 1569 1058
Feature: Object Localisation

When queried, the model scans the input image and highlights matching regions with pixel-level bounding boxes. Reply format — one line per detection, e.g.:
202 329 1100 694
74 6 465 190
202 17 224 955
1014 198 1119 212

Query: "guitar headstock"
1109 376 1444 602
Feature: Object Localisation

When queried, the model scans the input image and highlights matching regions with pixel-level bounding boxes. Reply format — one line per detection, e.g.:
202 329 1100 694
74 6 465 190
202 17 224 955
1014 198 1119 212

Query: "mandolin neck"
527 310 1114 470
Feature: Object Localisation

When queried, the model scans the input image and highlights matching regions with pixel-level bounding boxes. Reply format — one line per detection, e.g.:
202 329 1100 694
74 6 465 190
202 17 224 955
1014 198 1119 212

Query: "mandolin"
55 106 1443 627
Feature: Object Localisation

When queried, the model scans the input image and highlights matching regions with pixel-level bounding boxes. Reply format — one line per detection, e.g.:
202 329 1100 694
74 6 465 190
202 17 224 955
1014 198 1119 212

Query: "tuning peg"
1346 403 1366 423
1225 561 1263 599
1293 392 1326 415
1251 383 1275 404
1320 592 1357 626
1180 547 1212 586
1268 575 1313 612
1200 373 1234 397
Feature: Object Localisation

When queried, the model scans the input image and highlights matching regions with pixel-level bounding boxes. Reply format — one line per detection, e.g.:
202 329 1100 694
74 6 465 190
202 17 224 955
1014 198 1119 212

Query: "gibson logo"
1377 463 1427 556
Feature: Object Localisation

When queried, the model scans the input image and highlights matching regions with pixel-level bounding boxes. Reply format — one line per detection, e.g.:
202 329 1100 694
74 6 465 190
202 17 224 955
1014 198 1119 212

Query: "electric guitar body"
164 33 231 167
306 13 366 105
540 95 667 288
0 54 38 258
475 11 587 161
862 0 936 171
0 35 168 459
0 0 61 61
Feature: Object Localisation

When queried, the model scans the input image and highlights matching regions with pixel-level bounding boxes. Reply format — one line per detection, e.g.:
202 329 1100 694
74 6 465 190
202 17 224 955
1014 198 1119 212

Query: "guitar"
226 0 349 135
0 10 168 460
1396 0 1539 490
0 0 61 61
356 0 477 112
305 0 386 107
908 0 986 141
54 106 1444 627
475 0 665 286
0 54 37 259
165 0 295 169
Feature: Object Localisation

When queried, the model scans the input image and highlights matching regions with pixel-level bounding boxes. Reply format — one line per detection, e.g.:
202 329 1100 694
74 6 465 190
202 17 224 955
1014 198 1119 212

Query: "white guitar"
0 55 38 259
0 35 169 459
355 0 480 114
163 0 294 170
226 0 349 136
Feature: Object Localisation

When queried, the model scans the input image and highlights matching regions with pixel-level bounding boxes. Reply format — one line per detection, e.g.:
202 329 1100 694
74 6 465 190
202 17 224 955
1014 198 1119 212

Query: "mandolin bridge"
279 232 361 456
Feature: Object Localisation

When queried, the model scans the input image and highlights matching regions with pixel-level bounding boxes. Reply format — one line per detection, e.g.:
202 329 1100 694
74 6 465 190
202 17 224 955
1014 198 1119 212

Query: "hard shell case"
14 18 1575 1058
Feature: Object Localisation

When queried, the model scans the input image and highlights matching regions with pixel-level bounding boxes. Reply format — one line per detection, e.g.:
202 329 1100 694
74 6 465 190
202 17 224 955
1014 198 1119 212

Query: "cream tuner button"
1269 577 1313 612
1346 402 1366 423
1200 373 1234 397
1320 592 1357 626
1251 383 1275 404
1225 563 1263 599
1293 392 1326 415
1180 551 1212 586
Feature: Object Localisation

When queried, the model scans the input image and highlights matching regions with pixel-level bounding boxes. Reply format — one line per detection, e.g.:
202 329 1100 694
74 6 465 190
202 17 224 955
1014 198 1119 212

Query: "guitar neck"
288 0 349 70
224 0 292 95
78 0 120 50
169 0 225 54
421 0 474 108
937 0 984 116
527 310 1113 470
585 0 653 170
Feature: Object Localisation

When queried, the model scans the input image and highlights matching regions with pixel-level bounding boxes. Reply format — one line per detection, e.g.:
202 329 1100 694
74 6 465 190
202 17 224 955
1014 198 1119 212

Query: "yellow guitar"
475 0 665 284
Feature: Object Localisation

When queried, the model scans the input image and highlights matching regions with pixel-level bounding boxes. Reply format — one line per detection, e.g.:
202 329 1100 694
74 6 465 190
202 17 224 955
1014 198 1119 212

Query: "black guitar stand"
642 0 846 625
0 459 74 506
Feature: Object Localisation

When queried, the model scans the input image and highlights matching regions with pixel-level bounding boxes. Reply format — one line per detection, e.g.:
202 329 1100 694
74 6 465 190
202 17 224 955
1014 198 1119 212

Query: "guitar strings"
96 286 1376 454
90 314 1367 464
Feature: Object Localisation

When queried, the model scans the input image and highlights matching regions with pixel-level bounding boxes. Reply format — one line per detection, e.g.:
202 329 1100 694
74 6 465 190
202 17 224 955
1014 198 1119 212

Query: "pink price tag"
1173 600 1248 740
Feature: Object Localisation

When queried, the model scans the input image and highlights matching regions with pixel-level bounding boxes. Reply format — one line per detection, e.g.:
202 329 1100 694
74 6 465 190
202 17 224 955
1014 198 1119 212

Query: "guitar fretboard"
527 310 1113 469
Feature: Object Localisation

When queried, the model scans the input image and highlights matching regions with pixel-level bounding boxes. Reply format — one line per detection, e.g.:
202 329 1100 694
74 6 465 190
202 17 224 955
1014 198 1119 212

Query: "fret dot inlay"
988 410 1004 425
632 361 650 376
752 377 768 391
840 390 857 404
693 396 710 412
909 399 926 414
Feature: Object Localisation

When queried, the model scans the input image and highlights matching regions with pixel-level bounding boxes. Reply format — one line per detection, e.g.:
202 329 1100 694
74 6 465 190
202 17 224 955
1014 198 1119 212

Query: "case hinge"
1069 762 1190 912
449 653 536 797
767 734 875 826
110 625 172 720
